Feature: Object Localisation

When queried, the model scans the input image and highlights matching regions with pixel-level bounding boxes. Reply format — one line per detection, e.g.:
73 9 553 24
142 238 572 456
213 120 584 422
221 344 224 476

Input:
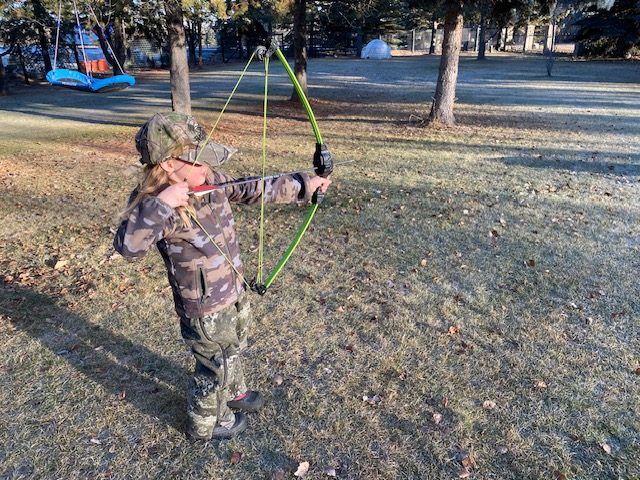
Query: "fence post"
523 24 535 52
475 26 480 52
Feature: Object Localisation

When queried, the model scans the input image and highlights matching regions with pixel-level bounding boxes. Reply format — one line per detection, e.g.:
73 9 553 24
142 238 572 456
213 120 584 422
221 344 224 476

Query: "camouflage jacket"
114 170 312 319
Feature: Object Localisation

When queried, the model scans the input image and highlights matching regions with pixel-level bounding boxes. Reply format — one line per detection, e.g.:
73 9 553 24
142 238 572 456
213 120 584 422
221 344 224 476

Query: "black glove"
313 143 333 178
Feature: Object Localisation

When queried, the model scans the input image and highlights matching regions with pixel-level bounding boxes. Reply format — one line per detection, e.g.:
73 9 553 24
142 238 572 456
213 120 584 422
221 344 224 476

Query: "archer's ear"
158 158 175 174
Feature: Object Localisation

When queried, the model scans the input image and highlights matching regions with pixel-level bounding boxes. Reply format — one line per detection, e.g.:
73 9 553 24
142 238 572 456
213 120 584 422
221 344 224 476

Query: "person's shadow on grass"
0 283 186 433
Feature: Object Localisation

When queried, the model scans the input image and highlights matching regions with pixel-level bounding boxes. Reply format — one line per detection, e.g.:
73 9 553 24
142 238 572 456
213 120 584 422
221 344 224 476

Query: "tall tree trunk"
186 21 197 66
112 16 128 72
72 41 81 68
0 55 8 95
309 15 315 58
545 2 558 76
93 24 125 75
32 0 53 73
355 20 364 57
220 32 226 63
17 45 30 85
429 13 438 54
166 0 192 114
477 10 487 59
197 21 203 66
429 1 464 126
290 0 308 101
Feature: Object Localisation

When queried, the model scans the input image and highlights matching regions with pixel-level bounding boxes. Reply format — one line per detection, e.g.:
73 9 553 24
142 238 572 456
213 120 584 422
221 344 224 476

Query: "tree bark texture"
429 1 464 126
166 0 192 114
477 12 487 59
32 0 53 73
290 0 308 101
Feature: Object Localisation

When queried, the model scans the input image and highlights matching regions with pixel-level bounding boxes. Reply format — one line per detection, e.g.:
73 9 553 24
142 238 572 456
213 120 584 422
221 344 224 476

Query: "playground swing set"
46 0 135 93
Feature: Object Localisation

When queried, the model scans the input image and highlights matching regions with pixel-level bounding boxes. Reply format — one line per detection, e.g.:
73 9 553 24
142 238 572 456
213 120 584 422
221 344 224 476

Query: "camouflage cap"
135 112 237 167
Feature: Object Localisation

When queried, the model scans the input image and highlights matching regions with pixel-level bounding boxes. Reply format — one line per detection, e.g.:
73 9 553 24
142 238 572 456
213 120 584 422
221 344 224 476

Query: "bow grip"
250 279 267 295
314 143 333 178
312 188 325 205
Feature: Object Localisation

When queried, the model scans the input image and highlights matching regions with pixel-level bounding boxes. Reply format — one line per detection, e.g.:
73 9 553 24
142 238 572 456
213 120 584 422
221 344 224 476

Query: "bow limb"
250 47 331 295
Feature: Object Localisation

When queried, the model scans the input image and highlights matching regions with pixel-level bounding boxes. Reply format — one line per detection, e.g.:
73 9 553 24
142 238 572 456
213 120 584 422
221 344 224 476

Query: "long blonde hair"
119 164 194 230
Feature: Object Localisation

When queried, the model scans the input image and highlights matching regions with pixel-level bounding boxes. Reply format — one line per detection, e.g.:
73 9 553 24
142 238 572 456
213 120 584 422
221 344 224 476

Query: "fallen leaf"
363 394 382 405
344 344 355 353
635 367 640 375
323 466 337 477
54 260 68 270
230 451 242 465
600 442 612 455
462 455 476 469
489 229 499 238
554 471 567 480
483 400 497 410
433 413 443 424
447 325 461 336
117 391 126 401
294 461 310 477
525 259 536 267
534 379 548 389
459 470 472 479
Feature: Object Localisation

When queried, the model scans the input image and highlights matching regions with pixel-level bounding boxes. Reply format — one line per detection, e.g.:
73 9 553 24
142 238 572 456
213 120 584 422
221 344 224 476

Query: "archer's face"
166 158 209 188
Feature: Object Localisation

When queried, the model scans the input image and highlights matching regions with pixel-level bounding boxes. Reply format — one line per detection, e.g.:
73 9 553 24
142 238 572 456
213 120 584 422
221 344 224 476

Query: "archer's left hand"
309 175 332 194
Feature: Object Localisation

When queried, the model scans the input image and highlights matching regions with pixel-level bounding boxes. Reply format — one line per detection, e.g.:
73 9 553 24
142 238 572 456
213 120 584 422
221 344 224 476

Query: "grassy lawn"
0 53 639 479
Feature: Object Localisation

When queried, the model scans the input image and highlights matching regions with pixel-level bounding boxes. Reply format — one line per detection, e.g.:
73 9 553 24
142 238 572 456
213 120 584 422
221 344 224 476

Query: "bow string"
189 40 333 296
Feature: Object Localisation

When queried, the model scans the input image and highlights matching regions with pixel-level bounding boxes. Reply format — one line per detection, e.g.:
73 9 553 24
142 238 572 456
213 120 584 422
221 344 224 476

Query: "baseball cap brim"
177 141 237 167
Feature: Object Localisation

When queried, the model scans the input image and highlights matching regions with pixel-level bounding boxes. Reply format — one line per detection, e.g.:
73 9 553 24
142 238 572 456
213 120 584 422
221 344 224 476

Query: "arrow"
188 160 354 197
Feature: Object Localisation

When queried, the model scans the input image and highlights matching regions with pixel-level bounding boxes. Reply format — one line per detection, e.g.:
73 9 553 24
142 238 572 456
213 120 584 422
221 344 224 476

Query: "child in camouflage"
114 112 331 440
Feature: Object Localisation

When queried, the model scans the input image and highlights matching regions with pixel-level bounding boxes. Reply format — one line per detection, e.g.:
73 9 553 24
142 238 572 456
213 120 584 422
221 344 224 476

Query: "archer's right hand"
157 182 189 208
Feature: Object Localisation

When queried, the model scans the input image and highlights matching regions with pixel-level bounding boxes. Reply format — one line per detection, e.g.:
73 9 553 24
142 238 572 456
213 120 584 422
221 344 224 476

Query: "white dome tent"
360 39 392 59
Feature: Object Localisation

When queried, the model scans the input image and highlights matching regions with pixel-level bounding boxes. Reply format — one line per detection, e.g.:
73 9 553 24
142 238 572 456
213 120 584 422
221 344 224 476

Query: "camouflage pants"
180 293 252 440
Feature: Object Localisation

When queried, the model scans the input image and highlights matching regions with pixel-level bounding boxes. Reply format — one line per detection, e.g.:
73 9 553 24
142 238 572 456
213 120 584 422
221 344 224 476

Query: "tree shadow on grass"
502 155 640 176
0 283 187 433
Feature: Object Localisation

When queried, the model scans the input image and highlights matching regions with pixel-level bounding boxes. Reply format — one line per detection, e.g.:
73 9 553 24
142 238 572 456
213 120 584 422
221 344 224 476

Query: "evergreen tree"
574 0 640 58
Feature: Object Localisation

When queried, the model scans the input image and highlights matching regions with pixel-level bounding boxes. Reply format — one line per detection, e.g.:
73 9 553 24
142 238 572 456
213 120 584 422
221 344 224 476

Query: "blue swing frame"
47 68 135 93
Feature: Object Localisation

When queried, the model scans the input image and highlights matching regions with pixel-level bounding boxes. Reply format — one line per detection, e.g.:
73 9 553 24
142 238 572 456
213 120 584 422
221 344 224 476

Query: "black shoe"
212 412 248 440
227 390 265 413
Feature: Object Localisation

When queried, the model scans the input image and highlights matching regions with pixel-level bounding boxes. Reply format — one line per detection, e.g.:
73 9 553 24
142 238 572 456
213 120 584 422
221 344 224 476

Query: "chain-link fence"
387 24 579 56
